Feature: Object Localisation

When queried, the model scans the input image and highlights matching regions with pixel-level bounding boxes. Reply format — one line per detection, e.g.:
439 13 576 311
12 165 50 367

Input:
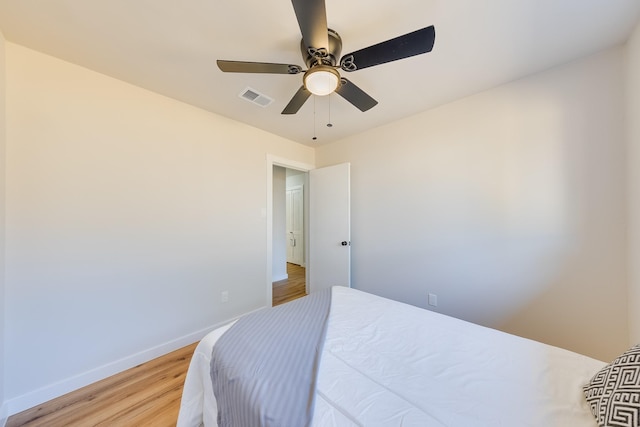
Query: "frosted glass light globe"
304 67 339 96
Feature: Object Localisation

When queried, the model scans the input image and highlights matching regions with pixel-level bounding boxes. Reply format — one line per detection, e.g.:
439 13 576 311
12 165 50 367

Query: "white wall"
317 47 628 361
272 166 287 281
3 43 314 413
0 28 7 426
627 21 640 346
286 170 306 191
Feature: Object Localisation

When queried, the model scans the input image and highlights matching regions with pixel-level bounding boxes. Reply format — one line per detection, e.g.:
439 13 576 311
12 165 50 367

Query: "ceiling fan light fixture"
304 66 340 96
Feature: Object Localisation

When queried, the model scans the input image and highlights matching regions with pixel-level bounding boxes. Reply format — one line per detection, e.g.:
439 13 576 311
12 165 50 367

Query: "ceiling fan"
217 0 436 115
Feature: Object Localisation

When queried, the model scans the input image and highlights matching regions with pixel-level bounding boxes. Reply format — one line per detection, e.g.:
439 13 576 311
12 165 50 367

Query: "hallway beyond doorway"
273 263 306 306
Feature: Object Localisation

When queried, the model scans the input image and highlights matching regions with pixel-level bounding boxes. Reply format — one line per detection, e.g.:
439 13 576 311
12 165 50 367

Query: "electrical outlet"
221 291 229 303
428 293 438 307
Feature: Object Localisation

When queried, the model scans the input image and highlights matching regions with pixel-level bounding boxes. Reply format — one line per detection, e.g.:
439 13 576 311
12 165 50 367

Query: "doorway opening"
267 157 351 307
271 165 309 306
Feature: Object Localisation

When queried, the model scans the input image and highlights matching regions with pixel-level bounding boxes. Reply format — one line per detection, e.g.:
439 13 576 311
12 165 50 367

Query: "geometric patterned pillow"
583 344 640 427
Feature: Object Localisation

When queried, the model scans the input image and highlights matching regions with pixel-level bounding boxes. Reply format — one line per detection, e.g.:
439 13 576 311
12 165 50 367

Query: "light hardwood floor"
6 343 197 427
7 271 306 426
273 262 307 306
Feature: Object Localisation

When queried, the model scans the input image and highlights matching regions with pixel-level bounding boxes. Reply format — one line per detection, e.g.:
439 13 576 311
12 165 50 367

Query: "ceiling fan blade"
340 26 435 72
291 0 329 50
335 78 378 112
282 86 312 114
217 60 303 74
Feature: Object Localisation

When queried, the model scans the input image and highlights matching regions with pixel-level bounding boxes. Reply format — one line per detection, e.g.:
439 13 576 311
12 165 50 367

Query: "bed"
177 286 632 427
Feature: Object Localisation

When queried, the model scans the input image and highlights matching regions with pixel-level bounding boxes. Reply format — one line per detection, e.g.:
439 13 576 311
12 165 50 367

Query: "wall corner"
625 19 640 346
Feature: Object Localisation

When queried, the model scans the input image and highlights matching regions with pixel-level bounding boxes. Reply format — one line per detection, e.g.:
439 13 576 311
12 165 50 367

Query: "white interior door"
309 163 351 293
286 185 304 266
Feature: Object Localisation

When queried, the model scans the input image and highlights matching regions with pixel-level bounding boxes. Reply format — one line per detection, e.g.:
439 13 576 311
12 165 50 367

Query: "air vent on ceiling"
239 87 274 108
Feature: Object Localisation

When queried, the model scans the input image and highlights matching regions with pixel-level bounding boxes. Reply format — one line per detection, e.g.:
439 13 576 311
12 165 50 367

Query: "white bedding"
178 287 605 426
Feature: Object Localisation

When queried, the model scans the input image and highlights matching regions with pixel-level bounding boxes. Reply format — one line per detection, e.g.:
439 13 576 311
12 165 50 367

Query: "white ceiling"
0 0 639 146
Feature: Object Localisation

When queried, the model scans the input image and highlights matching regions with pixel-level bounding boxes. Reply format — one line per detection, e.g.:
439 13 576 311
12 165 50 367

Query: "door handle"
341 241 350 246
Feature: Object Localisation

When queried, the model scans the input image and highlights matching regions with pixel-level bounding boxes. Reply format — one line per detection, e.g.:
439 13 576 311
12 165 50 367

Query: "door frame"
266 155 314 307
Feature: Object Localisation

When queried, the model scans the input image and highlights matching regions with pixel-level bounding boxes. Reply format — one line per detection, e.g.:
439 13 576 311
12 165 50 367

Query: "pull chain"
327 94 333 128
312 96 317 141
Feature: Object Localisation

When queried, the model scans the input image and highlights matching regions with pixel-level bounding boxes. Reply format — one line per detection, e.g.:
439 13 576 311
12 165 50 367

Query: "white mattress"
178 287 605 427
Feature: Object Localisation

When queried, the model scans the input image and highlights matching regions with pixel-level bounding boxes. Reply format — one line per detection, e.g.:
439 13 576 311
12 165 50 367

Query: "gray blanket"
210 288 332 427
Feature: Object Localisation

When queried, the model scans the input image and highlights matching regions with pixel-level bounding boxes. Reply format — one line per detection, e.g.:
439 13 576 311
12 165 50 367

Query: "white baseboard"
5 308 264 417
272 273 288 282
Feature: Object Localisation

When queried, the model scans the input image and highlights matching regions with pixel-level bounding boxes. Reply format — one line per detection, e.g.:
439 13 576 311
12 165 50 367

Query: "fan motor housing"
301 28 342 68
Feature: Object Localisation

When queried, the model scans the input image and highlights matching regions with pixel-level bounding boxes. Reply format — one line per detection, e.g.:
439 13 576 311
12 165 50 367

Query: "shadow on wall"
349 77 626 361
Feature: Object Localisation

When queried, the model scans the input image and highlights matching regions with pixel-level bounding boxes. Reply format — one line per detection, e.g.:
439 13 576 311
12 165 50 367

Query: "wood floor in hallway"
273 262 307 306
